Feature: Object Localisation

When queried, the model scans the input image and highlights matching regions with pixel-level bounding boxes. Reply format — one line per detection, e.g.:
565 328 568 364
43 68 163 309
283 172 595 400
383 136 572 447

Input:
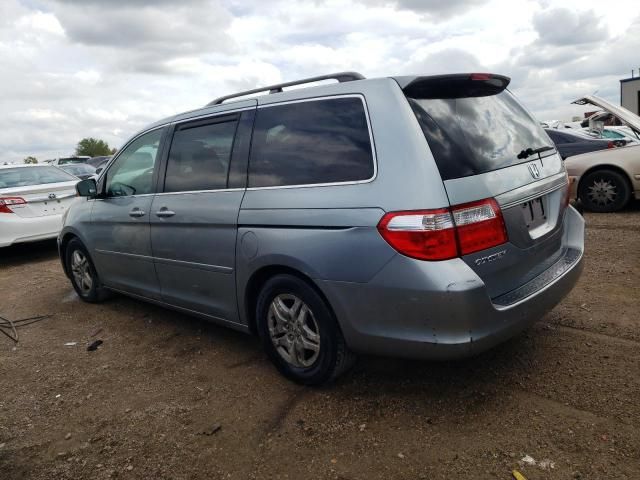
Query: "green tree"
75 138 113 157
23 156 38 164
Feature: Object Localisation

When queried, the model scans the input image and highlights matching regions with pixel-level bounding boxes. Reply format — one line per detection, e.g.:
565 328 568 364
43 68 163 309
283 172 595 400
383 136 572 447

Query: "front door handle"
155 207 176 218
129 208 145 218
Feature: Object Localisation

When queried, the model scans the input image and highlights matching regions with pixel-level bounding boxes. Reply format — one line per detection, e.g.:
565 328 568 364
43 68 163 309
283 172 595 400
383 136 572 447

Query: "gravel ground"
1 204 639 480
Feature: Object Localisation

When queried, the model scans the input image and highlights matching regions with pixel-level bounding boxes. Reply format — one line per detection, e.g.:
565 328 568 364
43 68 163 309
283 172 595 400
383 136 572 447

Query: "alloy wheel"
587 178 617 207
71 250 93 295
267 294 321 368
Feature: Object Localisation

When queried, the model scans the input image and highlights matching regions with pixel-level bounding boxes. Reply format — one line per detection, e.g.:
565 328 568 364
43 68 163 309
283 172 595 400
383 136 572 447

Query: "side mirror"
76 178 98 197
95 167 103 174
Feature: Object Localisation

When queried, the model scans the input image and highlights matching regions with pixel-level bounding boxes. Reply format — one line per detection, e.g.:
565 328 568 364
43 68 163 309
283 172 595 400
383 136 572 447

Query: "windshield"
87 156 111 167
601 130 624 139
0 167 77 188
61 164 96 175
409 90 553 180
58 157 87 165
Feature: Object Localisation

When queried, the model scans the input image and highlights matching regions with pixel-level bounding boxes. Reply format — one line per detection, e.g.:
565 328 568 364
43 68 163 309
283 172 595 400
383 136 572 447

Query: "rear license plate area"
41 199 67 214
521 197 547 230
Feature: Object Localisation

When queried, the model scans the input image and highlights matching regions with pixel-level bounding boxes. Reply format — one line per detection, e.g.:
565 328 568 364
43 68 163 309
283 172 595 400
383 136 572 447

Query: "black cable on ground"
0 315 52 343
0 317 18 342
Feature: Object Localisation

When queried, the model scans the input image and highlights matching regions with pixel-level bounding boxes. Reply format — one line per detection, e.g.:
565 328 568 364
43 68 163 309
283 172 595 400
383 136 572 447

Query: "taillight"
452 199 507 255
607 141 614 149
0 197 27 214
377 198 508 261
377 209 457 260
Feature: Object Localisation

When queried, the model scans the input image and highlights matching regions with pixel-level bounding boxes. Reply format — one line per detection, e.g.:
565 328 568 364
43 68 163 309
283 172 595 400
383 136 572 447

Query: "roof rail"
206 71 365 106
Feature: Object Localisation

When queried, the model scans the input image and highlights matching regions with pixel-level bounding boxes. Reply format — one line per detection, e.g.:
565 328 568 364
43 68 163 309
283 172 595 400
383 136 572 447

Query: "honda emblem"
528 163 541 179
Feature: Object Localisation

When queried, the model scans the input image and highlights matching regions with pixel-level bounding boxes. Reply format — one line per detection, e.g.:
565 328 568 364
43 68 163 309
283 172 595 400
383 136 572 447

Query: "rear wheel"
579 169 631 213
256 274 355 385
65 238 110 303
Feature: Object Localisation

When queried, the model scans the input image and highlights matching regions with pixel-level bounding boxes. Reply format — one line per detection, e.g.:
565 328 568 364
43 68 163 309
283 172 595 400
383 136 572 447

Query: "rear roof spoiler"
396 73 511 99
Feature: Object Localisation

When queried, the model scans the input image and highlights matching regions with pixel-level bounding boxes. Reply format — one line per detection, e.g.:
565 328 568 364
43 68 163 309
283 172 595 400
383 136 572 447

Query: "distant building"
620 76 640 115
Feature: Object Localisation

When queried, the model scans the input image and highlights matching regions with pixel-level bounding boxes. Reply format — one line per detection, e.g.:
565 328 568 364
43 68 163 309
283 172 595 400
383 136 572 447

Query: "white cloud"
15 11 64 36
74 69 101 84
23 109 66 120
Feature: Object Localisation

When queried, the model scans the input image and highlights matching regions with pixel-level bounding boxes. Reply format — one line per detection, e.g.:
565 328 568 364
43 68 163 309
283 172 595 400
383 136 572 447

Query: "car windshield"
601 130 624 139
0 166 77 188
61 164 96 176
58 157 87 165
87 156 111 167
409 90 553 180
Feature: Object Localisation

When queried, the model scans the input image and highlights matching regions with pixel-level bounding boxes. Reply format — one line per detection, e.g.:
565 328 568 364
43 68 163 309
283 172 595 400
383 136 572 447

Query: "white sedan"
0 164 80 247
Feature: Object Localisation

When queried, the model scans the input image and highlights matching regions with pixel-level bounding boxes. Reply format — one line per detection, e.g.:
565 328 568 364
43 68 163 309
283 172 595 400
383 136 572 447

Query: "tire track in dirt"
553 323 640 348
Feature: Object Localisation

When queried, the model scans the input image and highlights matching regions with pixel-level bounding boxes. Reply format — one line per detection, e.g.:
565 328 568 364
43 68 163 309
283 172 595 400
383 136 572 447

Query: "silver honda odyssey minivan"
59 72 585 384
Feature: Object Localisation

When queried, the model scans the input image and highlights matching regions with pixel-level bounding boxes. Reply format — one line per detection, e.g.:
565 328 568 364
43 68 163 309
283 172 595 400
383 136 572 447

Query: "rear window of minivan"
248 97 374 188
409 91 552 181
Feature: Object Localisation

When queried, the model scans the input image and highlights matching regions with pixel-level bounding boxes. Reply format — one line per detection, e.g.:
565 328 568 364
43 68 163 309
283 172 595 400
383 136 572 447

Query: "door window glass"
164 120 237 192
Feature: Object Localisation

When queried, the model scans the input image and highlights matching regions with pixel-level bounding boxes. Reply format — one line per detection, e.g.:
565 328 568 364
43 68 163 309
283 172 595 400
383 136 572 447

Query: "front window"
105 129 163 197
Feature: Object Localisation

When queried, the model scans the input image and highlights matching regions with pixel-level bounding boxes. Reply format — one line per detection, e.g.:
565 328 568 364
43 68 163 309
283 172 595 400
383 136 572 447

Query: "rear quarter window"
248 97 374 188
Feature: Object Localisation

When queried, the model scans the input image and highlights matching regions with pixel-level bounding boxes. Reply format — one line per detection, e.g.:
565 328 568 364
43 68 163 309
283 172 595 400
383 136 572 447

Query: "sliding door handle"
155 208 176 218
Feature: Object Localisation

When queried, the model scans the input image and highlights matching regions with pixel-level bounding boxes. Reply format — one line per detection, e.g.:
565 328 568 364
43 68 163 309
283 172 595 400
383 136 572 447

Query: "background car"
579 110 624 128
44 156 91 166
566 95 640 212
87 155 112 169
545 128 617 159
589 126 639 145
59 163 97 180
0 164 79 247
90 156 112 175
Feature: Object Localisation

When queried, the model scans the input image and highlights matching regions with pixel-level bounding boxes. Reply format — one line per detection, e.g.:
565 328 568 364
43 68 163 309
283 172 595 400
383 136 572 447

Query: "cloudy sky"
2 0 640 161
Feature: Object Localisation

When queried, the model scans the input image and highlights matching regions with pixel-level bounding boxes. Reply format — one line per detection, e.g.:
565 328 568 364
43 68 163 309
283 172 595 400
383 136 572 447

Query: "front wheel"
65 238 110 303
579 169 631 212
256 274 355 385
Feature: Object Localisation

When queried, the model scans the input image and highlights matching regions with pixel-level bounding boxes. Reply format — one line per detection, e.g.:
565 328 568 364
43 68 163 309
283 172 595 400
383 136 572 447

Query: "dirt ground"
1 204 639 480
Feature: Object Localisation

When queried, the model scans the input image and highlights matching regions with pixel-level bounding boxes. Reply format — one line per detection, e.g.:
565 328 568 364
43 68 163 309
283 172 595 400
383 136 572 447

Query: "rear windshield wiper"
517 145 555 160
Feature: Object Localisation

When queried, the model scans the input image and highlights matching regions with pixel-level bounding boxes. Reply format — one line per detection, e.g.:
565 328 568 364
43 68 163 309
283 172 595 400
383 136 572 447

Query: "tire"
255 274 356 385
65 238 110 303
579 169 631 213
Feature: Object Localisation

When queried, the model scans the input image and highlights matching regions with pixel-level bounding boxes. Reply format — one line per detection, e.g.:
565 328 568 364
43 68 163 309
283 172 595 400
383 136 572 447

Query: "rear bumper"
0 213 63 247
319 206 585 360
